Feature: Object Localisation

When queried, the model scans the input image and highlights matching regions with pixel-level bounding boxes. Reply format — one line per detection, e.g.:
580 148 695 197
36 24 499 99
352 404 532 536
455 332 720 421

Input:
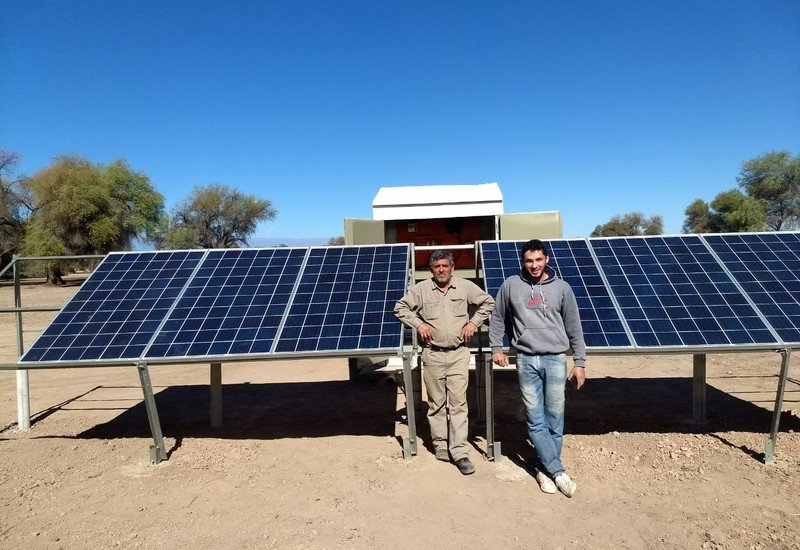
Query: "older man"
394 250 494 475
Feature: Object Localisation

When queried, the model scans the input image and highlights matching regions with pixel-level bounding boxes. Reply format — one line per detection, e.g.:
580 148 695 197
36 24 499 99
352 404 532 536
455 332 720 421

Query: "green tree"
327 235 345 246
682 189 766 233
590 211 663 237
24 156 165 283
737 151 800 230
0 150 32 266
163 183 277 249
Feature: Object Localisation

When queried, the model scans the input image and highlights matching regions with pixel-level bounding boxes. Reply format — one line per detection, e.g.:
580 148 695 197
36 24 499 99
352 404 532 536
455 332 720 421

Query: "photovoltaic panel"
274 245 409 353
591 235 779 348
480 240 632 348
703 232 800 344
20 251 205 363
144 248 307 359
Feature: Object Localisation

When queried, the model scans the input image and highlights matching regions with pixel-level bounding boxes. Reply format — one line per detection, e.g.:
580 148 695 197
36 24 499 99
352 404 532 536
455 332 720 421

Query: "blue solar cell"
144 248 307 359
21 251 205 363
480 240 633 349
703 232 800 345
273 245 409 353
591 235 778 348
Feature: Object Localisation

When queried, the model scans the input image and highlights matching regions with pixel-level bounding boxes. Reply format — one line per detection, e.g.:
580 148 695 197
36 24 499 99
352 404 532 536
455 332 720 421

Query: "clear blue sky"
2 1 798 241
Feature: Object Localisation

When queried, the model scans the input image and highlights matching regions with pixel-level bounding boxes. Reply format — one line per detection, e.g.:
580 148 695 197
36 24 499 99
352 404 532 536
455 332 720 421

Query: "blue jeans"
517 352 567 477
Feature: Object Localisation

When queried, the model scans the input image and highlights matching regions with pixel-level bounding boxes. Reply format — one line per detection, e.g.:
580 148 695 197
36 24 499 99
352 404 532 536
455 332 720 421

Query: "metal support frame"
693 353 707 423
765 349 791 464
401 354 418 459
137 362 167 464
210 362 222 428
484 353 500 461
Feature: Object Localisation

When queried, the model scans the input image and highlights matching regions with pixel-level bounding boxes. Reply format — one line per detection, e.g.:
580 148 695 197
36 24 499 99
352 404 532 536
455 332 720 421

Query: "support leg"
137 363 167 464
485 353 501 461
16 371 30 431
693 353 706 423
13 256 30 431
401 354 418 459
210 362 222 428
765 349 791 464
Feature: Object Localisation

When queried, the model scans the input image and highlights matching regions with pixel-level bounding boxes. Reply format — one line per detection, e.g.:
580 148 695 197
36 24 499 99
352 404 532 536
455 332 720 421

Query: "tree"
737 151 800 230
23 156 165 283
590 211 663 237
162 183 277 249
682 189 766 233
327 235 345 246
0 150 32 266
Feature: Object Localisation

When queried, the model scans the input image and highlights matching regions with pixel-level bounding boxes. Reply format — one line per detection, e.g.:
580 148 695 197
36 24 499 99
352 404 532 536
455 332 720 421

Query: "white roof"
372 182 503 220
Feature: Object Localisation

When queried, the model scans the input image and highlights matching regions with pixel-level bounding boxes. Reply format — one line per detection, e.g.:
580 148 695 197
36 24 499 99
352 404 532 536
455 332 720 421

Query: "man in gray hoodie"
489 239 586 497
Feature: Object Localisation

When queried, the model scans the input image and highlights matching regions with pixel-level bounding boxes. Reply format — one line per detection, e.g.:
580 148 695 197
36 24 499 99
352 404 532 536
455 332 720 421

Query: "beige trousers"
422 346 470 460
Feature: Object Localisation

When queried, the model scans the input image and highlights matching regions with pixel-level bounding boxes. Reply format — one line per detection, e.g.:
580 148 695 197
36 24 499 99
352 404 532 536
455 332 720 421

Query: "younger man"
489 239 586 497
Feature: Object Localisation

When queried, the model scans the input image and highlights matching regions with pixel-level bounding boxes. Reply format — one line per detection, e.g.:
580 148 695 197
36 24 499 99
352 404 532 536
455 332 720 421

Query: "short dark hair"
428 250 454 267
521 239 548 258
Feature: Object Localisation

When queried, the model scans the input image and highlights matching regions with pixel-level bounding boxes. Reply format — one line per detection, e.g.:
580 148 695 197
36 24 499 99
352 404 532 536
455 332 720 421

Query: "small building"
344 182 562 277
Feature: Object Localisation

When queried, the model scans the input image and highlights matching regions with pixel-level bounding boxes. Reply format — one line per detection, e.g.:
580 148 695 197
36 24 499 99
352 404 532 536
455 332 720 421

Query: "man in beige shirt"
394 250 494 475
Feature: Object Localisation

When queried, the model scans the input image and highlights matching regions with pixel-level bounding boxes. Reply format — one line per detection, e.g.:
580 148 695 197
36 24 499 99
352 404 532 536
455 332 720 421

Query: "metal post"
475 352 486 425
13 256 30 431
485 353 500 461
137 363 167 464
210 362 222 428
693 353 706 423
765 349 791 464
401 354 418 459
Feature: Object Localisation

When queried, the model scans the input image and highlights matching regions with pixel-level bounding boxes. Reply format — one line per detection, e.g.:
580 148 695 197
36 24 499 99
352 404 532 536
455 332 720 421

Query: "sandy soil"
1 280 799 550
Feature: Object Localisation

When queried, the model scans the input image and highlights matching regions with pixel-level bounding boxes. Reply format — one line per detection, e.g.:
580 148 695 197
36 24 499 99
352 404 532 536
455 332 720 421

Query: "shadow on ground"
73 377 401 442
20 370 799 462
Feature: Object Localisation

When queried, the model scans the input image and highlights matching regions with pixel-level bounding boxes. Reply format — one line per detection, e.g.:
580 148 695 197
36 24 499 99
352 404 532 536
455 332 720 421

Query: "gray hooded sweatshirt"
489 265 586 366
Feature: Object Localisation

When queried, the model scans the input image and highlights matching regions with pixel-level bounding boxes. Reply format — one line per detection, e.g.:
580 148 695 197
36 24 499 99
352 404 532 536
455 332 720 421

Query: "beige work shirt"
394 276 495 348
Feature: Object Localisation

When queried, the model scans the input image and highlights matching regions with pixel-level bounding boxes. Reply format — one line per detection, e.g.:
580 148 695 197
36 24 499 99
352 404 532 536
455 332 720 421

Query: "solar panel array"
275 246 407 353
146 248 307 359
20 244 410 365
704 233 800 345
480 233 800 351
21 251 205 362
591 236 776 348
19 232 800 365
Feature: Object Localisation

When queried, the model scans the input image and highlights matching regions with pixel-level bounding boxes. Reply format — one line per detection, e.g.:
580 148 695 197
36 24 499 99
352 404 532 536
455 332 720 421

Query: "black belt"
427 343 466 352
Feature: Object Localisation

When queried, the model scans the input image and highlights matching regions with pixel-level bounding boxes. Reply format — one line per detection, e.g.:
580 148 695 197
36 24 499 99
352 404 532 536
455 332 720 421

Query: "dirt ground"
1 281 799 550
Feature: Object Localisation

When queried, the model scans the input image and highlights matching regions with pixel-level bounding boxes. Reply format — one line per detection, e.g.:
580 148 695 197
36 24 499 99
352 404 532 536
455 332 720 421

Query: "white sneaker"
534 470 557 494
554 473 577 498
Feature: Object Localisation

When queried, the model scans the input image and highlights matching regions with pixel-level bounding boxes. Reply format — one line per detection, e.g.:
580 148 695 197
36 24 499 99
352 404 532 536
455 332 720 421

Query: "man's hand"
417 323 435 342
568 366 586 390
492 352 509 367
460 321 477 342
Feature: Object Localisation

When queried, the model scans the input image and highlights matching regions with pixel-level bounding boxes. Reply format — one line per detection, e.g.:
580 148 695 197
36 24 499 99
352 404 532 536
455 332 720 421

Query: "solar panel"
144 248 307 359
703 232 800 345
591 235 779 348
273 245 409 353
480 240 632 348
20 251 205 363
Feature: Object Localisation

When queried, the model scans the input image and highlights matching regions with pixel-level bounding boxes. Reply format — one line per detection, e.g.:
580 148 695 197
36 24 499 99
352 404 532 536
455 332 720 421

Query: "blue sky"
2 1 798 241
